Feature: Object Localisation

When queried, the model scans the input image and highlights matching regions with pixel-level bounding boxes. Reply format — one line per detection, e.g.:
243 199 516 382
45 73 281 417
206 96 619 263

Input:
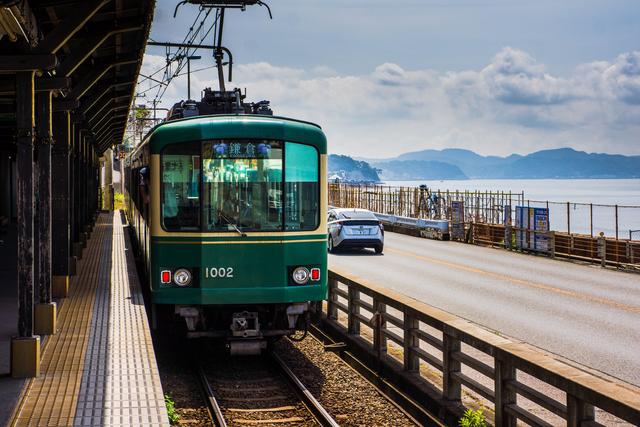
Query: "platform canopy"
0 0 154 154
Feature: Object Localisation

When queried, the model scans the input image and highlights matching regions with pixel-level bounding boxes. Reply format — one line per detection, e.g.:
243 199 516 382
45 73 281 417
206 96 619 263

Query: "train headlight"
292 267 310 285
173 268 192 287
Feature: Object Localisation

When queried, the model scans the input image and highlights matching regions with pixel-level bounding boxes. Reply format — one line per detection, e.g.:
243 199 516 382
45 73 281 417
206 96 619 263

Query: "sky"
138 0 640 158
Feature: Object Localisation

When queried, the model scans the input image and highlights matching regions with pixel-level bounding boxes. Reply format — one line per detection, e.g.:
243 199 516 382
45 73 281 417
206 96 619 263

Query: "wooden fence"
472 224 640 268
319 269 640 426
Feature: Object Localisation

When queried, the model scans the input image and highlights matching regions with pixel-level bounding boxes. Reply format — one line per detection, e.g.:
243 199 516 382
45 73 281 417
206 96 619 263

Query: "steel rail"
196 364 227 427
269 351 340 427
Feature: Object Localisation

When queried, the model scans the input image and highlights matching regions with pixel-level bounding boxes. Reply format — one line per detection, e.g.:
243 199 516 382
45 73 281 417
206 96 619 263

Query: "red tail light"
161 270 172 284
310 268 321 281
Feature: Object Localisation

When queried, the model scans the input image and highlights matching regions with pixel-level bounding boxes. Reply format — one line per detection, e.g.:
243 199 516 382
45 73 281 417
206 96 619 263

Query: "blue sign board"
515 206 550 252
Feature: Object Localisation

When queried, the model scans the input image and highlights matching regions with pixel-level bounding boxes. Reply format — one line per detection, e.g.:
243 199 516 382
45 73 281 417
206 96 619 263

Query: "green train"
125 89 327 354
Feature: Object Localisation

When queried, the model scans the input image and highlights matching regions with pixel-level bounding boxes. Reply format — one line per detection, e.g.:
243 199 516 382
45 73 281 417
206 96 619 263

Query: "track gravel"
274 337 418 426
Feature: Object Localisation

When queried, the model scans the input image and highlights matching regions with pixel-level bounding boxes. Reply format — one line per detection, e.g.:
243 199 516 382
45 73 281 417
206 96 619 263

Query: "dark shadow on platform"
0 222 26 425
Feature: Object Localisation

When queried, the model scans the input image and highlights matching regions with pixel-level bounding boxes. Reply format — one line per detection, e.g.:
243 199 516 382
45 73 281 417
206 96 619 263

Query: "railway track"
197 350 339 427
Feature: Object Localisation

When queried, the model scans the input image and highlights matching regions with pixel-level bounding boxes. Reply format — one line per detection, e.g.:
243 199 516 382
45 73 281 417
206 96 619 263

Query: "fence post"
548 231 555 258
567 394 595 427
494 357 517 427
597 234 606 267
327 277 338 320
403 311 419 372
590 203 593 238
347 286 360 335
373 298 387 355
615 204 619 240
567 202 571 235
442 331 461 402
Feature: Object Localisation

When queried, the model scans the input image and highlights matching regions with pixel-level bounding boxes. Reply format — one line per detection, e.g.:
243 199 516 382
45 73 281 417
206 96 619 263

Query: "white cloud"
135 49 640 157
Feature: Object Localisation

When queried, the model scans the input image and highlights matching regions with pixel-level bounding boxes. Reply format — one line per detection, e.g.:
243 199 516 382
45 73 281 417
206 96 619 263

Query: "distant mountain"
367 148 640 179
328 154 380 182
374 160 467 180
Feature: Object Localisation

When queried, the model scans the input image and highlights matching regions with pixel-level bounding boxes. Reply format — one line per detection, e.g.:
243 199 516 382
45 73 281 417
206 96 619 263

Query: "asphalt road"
329 232 640 386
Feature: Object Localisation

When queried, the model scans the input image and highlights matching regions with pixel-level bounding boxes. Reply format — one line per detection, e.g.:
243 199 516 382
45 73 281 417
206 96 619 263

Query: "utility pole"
186 55 201 100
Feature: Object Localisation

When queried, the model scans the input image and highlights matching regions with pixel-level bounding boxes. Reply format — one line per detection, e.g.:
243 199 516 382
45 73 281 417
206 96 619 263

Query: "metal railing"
318 269 640 426
329 183 523 225
328 184 640 241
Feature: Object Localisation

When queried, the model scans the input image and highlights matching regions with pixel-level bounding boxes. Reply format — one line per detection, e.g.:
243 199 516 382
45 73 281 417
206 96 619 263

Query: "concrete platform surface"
8 212 169 427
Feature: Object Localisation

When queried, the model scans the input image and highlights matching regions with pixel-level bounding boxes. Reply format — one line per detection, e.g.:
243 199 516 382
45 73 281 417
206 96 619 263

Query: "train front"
148 115 327 354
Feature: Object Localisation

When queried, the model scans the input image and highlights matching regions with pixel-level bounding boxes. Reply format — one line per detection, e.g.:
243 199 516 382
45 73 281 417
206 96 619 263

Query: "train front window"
285 142 319 231
202 140 284 232
161 141 201 231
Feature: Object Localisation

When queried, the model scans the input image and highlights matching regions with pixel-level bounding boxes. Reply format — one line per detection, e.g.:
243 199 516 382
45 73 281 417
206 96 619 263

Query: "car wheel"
374 245 383 254
328 236 335 253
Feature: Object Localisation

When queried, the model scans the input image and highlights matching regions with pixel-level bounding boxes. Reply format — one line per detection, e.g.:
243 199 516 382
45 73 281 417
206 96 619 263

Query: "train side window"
285 142 319 231
161 141 201 231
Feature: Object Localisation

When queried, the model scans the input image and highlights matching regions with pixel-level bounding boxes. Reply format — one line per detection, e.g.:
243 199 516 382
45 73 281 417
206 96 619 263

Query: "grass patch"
164 394 180 425
459 408 487 427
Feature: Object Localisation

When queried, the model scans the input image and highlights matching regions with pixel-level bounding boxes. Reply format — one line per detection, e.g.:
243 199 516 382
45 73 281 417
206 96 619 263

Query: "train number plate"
205 267 234 278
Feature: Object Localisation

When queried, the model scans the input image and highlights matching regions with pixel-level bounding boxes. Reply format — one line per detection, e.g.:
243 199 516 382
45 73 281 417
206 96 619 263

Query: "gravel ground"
154 336 212 427
274 336 418 427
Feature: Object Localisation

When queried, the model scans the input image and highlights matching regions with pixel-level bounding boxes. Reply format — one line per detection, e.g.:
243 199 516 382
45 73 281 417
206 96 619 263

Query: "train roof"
143 114 327 154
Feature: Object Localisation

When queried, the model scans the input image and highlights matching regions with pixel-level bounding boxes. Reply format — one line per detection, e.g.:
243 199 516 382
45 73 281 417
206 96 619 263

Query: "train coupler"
230 311 260 338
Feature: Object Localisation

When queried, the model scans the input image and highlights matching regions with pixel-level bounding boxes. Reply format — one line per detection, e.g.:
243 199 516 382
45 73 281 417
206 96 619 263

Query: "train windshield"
202 140 284 232
161 139 319 232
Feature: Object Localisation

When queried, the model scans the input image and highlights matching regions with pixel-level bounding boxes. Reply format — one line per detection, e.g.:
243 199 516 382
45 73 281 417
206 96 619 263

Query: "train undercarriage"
157 302 311 355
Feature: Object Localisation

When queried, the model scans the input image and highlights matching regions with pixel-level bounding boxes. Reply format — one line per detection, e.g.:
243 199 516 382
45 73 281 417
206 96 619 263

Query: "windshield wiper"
219 212 247 237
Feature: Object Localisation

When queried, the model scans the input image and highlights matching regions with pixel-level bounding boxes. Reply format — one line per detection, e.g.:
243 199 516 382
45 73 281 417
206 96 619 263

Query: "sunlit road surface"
329 232 640 386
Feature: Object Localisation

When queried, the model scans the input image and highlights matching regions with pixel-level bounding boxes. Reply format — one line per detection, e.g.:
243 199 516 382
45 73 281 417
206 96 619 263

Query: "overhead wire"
150 6 219 104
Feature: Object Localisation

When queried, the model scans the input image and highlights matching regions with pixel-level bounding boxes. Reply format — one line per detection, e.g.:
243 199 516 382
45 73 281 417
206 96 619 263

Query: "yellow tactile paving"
13 215 108 427
11 212 169 426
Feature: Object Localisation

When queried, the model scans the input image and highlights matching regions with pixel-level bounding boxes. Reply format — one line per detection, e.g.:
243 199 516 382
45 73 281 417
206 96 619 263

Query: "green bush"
114 192 125 211
164 394 180 425
459 408 487 427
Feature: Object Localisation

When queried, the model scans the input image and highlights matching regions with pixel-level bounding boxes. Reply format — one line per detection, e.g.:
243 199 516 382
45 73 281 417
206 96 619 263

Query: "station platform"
7 212 169 426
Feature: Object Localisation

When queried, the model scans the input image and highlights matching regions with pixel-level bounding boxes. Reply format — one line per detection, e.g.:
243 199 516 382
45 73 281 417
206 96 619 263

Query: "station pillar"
52 111 72 297
70 119 82 260
34 91 57 335
11 71 40 378
103 149 114 210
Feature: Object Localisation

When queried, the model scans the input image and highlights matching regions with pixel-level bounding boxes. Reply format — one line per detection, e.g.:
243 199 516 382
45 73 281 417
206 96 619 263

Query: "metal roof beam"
3 1 39 46
52 98 80 112
80 79 134 115
87 96 129 124
67 53 138 100
0 55 58 71
94 112 127 136
96 123 124 144
0 76 71 95
96 125 122 148
35 0 111 54
89 102 128 129
57 18 144 77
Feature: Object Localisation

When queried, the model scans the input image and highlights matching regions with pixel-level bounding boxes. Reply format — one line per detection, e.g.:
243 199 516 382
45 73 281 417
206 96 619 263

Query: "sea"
380 179 640 239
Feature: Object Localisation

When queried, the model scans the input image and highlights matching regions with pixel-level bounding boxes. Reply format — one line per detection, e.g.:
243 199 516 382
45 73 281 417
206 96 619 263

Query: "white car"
327 208 384 254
